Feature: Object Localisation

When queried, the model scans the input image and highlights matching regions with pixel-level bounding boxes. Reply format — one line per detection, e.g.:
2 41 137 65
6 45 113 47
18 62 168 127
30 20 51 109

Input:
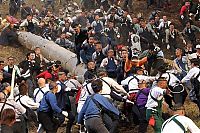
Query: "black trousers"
102 114 118 133
138 107 148 133
66 111 75 133
9 6 19 16
85 117 109 133
38 111 59 133
173 85 187 105
75 45 82 64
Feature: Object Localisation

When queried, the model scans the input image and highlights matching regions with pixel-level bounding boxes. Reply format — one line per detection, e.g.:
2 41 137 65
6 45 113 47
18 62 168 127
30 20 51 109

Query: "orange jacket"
125 57 147 72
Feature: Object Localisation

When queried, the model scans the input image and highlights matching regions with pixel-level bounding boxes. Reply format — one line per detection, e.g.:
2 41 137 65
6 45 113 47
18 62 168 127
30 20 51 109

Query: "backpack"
191 69 200 98
56 81 71 111
44 91 65 125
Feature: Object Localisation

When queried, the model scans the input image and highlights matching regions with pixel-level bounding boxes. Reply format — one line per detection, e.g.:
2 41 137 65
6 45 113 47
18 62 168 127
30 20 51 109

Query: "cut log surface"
17 31 86 82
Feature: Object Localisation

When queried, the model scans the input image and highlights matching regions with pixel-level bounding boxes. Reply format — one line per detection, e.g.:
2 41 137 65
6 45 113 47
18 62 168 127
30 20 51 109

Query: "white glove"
181 15 184 19
126 99 134 104
167 44 170 50
65 87 71 91
62 111 68 117
183 40 186 45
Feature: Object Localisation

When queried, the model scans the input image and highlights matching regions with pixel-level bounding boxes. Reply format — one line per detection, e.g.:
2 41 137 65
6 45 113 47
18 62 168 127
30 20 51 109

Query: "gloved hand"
126 99 134 104
181 15 184 19
62 111 68 117
183 39 186 44
167 44 170 50
65 87 71 91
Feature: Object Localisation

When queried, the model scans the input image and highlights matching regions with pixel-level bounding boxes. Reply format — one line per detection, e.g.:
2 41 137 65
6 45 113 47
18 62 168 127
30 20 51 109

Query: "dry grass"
0 46 29 63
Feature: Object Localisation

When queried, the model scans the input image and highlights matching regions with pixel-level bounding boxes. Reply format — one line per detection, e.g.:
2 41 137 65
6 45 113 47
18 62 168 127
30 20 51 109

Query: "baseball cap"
67 72 73 78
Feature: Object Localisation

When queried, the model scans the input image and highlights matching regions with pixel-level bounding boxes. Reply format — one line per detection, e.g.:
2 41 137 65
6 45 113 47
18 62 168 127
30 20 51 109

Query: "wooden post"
8 67 16 99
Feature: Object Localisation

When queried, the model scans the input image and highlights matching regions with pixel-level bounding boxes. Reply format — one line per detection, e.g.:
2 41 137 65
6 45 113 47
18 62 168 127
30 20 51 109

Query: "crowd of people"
0 0 200 133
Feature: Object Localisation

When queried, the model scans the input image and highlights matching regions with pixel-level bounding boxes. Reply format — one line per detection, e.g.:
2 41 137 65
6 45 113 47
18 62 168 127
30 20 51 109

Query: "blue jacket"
78 94 119 124
38 91 62 113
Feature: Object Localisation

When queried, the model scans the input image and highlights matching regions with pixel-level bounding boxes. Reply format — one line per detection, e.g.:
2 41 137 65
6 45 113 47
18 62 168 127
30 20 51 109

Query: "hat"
135 66 144 72
97 67 107 74
58 71 66 76
0 82 10 91
156 77 167 82
138 79 146 84
196 44 200 49
7 56 15 60
172 103 185 111
107 49 114 53
67 72 73 78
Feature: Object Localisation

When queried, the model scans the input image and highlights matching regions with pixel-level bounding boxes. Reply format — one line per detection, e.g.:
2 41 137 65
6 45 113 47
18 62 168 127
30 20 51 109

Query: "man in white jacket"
3 56 21 83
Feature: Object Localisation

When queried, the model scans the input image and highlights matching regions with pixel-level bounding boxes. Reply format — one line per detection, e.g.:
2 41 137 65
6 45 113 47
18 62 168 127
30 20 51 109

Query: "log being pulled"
17 31 86 82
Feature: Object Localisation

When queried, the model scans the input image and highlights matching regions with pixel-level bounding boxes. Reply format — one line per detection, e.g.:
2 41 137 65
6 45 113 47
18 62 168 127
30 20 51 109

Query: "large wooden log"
17 32 86 82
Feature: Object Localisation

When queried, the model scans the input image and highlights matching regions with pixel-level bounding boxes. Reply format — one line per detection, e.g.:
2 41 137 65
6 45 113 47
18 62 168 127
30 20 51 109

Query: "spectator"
9 0 20 16
182 21 200 46
55 32 74 49
100 49 118 78
3 56 21 83
19 51 40 97
174 48 189 80
20 14 39 33
92 41 109 68
180 1 191 26
80 36 96 64
20 3 32 20
165 23 185 53
72 23 88 65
